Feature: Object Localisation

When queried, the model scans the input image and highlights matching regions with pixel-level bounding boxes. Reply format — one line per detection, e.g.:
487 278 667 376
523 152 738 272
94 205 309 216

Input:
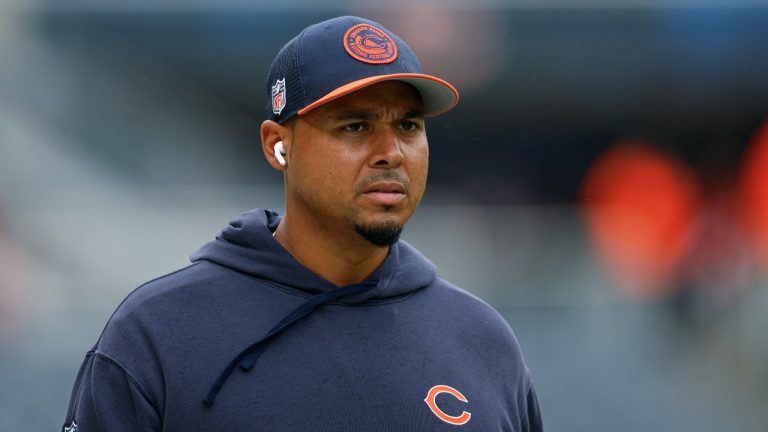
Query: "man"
63 16 542 431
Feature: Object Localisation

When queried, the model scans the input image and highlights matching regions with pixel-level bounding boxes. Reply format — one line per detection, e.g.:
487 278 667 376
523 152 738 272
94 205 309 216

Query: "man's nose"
368 128 404 168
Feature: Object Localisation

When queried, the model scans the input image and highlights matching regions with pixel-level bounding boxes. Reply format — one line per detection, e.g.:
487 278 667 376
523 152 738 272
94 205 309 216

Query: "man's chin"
354 220 404 247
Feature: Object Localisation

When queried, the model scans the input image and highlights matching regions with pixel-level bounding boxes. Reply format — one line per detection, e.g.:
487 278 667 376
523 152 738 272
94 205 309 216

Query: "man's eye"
343 123 366 132
399 120 420 131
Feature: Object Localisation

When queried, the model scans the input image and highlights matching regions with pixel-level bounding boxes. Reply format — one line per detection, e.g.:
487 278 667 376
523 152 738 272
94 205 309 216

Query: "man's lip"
362 191 406 206
363 181 406 194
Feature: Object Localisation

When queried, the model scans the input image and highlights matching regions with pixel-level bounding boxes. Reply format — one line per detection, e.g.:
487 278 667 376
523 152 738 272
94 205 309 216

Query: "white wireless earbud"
274 141 286 167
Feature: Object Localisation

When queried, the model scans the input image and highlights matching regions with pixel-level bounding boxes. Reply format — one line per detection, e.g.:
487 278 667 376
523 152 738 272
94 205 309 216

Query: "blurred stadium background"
1 0 768 430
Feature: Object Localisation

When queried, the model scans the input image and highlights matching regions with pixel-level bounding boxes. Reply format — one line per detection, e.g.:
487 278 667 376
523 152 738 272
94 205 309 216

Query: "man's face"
285 81 428 246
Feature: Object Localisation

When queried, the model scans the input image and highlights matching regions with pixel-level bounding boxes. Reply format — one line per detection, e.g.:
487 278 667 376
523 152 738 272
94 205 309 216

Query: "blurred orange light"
582 141 701 298
738 121 768 265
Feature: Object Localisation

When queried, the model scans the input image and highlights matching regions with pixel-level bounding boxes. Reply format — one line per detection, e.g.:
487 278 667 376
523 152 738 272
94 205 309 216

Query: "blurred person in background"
62 16 542 431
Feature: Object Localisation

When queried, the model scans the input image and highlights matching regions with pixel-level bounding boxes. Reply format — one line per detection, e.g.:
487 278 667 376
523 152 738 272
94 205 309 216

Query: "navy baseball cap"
265 16 459 124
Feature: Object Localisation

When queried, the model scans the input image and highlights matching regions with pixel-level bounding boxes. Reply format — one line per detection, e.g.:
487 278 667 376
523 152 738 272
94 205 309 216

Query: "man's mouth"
362 182 407 206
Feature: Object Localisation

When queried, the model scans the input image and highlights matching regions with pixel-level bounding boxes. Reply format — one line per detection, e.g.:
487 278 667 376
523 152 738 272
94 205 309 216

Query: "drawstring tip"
239 345 267 371
202 395 214 408
203 375 229 408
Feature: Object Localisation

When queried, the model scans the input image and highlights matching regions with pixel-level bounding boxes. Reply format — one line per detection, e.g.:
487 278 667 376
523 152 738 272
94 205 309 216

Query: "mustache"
355 172 410 194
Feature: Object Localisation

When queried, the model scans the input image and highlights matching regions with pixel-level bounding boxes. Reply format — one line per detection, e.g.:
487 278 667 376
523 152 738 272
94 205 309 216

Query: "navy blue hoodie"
64 209 542 431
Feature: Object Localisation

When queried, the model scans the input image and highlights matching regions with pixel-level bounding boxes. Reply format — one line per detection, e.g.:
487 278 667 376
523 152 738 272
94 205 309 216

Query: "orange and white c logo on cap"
424 385 472 426
343 23 398 64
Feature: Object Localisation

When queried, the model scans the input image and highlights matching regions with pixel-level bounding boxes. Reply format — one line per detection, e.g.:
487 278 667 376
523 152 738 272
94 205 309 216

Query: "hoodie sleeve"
63 350 162 432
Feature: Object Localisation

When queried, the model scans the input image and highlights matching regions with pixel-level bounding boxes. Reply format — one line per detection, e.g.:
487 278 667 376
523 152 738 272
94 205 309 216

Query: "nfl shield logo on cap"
271 78 286 115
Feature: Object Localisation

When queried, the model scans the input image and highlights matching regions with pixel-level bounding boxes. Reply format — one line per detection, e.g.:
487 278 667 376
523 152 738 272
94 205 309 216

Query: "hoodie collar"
190 209 436 304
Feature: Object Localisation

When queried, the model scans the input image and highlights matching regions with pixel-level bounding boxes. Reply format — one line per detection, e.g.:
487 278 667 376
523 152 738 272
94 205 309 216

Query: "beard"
354 219 404 247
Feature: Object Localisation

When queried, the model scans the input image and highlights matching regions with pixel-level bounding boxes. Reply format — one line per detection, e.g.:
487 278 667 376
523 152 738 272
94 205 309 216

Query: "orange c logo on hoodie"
424 385 472 426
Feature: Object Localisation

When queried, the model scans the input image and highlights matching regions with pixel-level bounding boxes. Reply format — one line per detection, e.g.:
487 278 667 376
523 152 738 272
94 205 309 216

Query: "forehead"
301 81 424 121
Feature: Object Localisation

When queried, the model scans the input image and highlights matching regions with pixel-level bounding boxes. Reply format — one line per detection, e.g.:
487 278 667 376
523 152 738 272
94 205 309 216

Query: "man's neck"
272 212 389 287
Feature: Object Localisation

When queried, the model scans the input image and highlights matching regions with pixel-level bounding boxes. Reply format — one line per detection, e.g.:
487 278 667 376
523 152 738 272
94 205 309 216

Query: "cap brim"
297 73 459 117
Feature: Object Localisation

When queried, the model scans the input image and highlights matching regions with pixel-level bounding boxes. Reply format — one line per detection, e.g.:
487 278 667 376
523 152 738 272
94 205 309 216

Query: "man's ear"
261 120 291 171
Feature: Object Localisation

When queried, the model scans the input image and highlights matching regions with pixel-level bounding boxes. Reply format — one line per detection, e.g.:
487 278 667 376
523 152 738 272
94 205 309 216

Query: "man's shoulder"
85 262 231 405
96 260 245 343
416 277 527 366
427 277 503 314
94 259 267 358
423 278 517 336
113 260 224 316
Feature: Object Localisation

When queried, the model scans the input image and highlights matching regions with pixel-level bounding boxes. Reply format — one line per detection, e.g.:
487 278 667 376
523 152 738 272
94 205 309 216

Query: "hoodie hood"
190 208 436 304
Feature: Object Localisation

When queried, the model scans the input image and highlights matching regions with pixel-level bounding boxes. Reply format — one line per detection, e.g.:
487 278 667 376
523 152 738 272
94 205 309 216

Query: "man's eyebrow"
331 111 378 122
404 109 426 119
330 108 425 122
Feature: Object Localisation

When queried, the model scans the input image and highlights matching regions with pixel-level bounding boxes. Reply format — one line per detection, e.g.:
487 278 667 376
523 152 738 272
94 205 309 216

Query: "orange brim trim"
297 73 459 116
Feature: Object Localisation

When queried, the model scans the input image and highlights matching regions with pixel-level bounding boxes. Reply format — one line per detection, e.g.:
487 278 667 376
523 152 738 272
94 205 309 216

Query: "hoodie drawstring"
203 282 377 407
